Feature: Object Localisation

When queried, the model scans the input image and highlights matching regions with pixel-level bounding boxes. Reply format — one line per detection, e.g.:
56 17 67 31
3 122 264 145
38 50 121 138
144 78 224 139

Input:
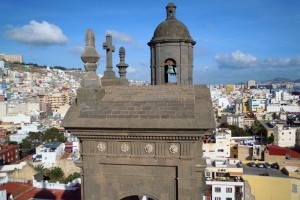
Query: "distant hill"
294 79 300 83
261 77 295 84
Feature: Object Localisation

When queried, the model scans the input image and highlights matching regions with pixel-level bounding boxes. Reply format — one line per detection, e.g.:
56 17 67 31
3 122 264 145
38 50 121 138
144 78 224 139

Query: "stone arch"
115 193 159 200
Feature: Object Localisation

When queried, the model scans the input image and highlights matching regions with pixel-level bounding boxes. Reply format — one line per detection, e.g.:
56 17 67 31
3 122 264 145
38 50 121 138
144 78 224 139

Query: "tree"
7 141 18 145
272 112 279 120
219 123 250 137
42 167 65 182
64 172 81 183
34 164 45 173
267 133 274 144
19 137 32 151
43 128 66 142
250 118 267 136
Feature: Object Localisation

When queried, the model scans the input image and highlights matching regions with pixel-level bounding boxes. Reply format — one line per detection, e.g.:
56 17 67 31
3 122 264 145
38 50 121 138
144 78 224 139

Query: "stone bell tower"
148 2 196 85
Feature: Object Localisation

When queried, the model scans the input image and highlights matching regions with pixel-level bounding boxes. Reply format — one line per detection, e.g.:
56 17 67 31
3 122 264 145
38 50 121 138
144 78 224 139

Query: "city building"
221 114 244 129
0 54 23 63
202 129 231 159
274 124 297 147
247 80 256 89
243 174 300 200
34 142 65 168
0 145 19 165
203 158 244 200
225 85 235 94
248 98 266 113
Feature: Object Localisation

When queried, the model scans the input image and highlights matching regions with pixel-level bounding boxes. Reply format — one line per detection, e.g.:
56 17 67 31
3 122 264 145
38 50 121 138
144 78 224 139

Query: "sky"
1 0 300 84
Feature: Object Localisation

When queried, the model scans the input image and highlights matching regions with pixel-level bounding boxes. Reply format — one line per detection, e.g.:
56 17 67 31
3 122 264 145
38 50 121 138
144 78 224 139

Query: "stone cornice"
72 134 202 141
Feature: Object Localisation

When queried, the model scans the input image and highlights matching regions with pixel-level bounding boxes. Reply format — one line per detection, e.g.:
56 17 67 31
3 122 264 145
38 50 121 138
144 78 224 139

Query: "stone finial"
81 29 100 72
116 47 129 85
166 2 176 19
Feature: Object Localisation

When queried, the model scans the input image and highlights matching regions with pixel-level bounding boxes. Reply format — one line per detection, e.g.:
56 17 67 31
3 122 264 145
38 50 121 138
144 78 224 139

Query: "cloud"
6 20 68 45
105 30 133 43
215 50 257 69
69 46 84 55
127 66 136 73
215 50 300 70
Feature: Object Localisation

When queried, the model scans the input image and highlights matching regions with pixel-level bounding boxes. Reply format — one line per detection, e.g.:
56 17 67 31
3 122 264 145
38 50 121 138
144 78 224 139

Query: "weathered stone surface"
63 85 215 130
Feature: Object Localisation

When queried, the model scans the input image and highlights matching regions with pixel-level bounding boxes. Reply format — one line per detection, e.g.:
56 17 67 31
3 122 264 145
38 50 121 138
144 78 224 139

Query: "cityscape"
1 1 300 200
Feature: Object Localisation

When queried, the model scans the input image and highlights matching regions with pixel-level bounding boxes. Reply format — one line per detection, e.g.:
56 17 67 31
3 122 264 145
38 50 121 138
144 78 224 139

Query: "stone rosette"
97 142 106 152
144 144 154 154
169 144 178 154
121 143 130 153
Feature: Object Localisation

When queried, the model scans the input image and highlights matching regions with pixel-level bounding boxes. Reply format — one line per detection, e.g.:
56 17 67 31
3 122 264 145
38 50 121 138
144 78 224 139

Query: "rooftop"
0 181 81 200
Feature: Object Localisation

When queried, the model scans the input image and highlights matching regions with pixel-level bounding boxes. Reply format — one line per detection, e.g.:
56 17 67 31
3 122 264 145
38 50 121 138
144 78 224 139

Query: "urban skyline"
1 0 300 84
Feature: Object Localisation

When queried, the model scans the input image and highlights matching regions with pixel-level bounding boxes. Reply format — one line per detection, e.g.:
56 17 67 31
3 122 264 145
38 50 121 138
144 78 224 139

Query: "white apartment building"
203 129 231 159
221 115 244 129
217 97 230 110
34 142 65 168
2 113 33 124
203 158 244 200
266 104 300 113
248 98 266 112
274 124 296 147
0 54 22 63
247 80 256 89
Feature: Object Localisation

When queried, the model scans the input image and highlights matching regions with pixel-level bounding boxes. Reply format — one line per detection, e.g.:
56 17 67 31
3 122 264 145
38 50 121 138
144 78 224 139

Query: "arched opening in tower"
164 58 177 84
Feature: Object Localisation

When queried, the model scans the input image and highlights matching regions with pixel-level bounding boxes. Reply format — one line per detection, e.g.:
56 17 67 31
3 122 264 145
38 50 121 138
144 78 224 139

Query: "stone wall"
264 154 300 168
56 158 81 177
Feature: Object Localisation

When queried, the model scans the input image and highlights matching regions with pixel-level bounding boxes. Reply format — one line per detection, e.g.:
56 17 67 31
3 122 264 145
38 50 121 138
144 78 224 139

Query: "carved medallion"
121 143 130 153
169 144 178 154
97 142 106 152
144 144 154 154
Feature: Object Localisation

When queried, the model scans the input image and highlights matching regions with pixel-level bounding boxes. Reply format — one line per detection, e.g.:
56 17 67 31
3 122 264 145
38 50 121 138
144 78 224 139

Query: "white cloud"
106 30 133 44
215 50 257 69
127 66 136 73
69 46 84 55
215 50 300 70
6 20 68 45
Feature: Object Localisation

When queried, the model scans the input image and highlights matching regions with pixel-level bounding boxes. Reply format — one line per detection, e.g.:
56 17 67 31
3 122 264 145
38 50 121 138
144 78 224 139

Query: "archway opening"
121 195 155 200
164 58 177 85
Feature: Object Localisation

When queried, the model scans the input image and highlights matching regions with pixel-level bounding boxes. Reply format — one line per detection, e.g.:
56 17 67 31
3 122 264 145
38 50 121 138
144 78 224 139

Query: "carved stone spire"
80 29 100 88
81 29 99 72
116 47 129 85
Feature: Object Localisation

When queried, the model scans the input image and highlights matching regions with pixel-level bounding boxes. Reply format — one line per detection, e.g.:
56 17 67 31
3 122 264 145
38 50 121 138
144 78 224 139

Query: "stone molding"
73 134 202 141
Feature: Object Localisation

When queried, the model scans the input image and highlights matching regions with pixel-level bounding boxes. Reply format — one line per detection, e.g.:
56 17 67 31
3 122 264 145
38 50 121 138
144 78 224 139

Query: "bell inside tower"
164 58 177 84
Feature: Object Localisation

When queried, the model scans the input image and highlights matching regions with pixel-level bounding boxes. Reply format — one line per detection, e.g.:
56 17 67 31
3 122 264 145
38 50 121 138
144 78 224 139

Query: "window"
226 198 232 200
218 149 224 152
215 187 221 193
215 197 221 200
292 184 297 193
226 188 232 193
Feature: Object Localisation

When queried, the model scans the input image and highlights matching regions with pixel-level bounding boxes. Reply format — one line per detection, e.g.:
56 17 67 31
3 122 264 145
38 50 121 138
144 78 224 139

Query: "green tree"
250 118 267 136
48 167 65 182
219 123 250 137
43 128 66 142
7 141 18 145
64 172 81 183
267 133 274 144
34 164 45 173
19 137 32 151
